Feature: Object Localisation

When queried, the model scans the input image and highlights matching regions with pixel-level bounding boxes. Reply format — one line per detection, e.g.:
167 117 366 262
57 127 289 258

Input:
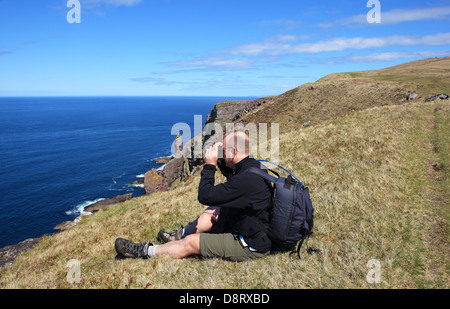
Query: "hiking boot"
157 225 183 244
114 238 152 258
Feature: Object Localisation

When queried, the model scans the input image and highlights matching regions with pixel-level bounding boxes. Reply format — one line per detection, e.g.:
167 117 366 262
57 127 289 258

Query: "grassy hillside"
0 58 448 289
240 57 450 134
350 56 450 94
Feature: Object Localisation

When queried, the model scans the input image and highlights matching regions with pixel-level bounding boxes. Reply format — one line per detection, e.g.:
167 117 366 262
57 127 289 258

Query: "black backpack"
250 160 319 258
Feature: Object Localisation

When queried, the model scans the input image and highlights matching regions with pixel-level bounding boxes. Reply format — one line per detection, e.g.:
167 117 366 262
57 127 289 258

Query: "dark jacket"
197 156 272 253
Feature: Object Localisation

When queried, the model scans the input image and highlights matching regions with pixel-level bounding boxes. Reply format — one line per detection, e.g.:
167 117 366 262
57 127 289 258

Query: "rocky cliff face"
0 238 40 269
144 134 187 194
84 193 133 213
205 100 252 128
144 168 169 195
199 98 269 151
204 99 266 132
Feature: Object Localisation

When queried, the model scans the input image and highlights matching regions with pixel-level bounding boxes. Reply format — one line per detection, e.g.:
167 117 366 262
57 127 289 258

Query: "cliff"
0 238 40 269
143 98 270 195
204 99 268 131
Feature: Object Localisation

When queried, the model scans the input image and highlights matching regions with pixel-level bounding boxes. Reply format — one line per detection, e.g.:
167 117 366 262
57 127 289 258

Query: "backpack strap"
257 160 305 189
296 236 308 259
248 167 278 184
295 235 322 259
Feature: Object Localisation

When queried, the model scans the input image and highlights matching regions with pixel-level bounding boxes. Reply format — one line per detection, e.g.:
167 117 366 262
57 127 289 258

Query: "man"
114 131 272 262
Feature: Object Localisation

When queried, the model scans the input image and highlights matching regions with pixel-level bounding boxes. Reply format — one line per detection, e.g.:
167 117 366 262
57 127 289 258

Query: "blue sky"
0 0 449 97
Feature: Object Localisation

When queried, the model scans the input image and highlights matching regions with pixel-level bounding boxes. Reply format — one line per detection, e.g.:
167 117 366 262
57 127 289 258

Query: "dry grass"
0 98 448 289
354 56 450 94
240 57 450 136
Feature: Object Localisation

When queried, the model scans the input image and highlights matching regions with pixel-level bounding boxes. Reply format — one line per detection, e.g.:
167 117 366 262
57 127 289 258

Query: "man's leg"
158 206 220 243
115 234 201 259
183 206 220 236
116 207 222 258
199 233 270 262
115 233 269 261
153 234 201 259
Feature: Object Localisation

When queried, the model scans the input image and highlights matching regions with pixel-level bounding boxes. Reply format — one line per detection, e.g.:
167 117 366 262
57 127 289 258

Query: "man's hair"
225 131 251 157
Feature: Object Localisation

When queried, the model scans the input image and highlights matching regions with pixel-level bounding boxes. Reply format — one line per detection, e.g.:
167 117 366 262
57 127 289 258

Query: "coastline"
0 95 245 252
0 238 40 269
0 155 170 269
0 96 262 268
55 155 172 230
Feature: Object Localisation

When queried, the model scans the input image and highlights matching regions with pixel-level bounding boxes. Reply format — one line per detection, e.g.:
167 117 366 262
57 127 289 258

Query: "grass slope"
0 98 447 288
240 57 450 134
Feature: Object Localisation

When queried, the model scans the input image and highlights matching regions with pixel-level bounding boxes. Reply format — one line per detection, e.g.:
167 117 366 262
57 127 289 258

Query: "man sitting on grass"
114 131 273 262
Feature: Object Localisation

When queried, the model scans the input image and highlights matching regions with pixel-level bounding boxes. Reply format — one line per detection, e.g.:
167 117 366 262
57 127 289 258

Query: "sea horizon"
0 95 262 99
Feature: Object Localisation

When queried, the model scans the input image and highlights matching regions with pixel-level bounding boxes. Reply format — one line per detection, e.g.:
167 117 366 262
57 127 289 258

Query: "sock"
147 245 159 257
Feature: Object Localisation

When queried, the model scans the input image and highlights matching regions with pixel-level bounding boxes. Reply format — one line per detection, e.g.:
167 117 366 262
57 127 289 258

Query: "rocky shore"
0 238 40 269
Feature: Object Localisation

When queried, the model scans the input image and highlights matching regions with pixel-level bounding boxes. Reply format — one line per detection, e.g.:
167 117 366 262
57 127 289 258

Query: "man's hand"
205 142 222 166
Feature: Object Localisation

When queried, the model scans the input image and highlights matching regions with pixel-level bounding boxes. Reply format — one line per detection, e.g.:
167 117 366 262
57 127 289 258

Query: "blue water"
0 96 254 248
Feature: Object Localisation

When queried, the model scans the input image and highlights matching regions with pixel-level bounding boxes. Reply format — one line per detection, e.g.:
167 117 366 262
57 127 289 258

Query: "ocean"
0 96 254 248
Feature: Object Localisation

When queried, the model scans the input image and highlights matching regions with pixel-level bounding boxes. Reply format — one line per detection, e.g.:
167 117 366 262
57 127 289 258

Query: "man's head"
222 131 251 168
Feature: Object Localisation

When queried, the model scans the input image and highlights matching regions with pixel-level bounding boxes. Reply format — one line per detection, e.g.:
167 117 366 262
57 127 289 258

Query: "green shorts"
199 233 269 262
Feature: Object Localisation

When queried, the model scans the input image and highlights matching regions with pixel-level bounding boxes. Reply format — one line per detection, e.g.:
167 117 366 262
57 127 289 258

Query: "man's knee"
203 206 220 222
183 234 201 254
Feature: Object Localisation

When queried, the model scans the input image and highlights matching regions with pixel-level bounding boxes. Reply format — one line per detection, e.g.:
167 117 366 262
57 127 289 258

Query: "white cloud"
228 33 450 56
159 56 256 73
319 6 450 27
151 32 450 76
129 77 165 83
381 6 450 24
129 76 202 86
254 19 303 30
83 0 142 7
325 50 450 64
165 57 253 69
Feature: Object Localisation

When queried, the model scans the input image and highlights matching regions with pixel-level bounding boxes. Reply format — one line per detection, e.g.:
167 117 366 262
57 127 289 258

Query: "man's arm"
197 163 247 208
